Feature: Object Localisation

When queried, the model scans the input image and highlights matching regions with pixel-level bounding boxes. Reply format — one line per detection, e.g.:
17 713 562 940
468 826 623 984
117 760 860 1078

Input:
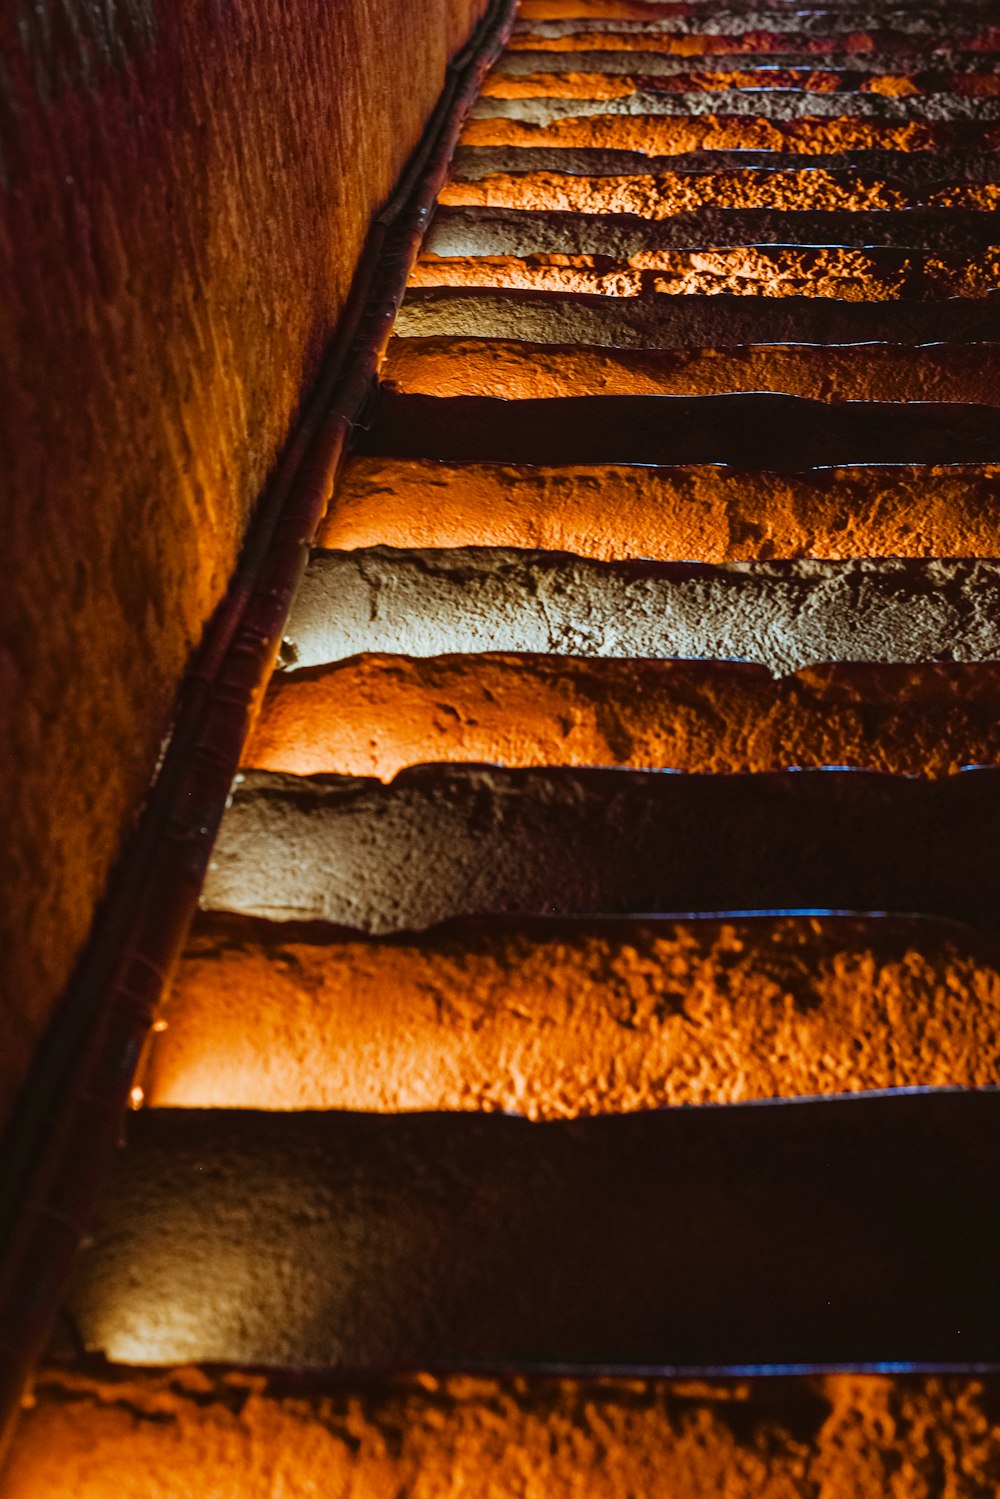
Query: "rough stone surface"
0 0 485 1128
439 165 1000 211
411 246 997 298
510 10 998 38
484 55 1000 82
396 286 1000 342
469 87 1000 119
449 142 1000 185
381 339 1000 400
245 653 1000 779
283 549 1000 675
504 26 1000 56
63 1093 1000 1367
425 204 1000 253
203 763 1000 930
460 110 998 152
481 63 1000 99
8 1366 1000 1499
148 911 1000 1113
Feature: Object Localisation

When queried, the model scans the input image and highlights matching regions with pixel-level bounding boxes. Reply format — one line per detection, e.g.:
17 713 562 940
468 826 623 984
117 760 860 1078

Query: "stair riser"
205 764 1000 929
66 1094 1000 1368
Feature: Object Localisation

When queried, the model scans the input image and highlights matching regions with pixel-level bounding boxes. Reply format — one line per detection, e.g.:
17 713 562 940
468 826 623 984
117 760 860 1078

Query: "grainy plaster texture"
0 0 485 1125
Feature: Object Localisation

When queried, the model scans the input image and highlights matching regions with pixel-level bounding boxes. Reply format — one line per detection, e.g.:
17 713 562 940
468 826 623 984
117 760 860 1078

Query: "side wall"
0 0 486 1124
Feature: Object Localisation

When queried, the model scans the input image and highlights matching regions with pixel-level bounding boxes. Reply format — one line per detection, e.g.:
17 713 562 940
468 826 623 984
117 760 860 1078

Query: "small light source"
152 1019 168 1033
129 1086 144 1110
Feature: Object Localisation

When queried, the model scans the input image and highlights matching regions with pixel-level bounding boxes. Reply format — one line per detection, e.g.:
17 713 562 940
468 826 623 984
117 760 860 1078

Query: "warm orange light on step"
243 654 1000 783
141 914 1000 1115
458 112 978 154
381 339 1000 404
317 459 1000 562
7 1366 999 1498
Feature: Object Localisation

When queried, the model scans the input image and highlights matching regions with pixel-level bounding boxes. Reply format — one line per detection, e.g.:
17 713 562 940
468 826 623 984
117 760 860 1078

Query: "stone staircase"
12 0 1000 1488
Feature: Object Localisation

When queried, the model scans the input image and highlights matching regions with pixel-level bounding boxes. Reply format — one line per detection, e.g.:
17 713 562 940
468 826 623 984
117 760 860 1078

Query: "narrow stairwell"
10 0 1000 1487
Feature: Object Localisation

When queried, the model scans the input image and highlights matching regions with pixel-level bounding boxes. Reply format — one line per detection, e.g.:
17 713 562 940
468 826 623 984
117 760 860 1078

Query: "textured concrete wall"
4 1367 1000 1498
0 0 485 1125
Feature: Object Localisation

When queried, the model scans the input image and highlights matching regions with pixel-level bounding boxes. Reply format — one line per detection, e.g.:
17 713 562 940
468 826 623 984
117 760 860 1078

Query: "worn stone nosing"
65 1093 1000 1369
396 285 1000 343
424 204 1000 255
469 90 1000 121
284 549 1000 677
204 762 1000 931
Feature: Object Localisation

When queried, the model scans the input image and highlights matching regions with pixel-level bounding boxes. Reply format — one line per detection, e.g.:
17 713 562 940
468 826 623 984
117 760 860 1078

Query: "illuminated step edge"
147 911 1000 1112
379 340 1000 401
282 550 1000 675
423 205 1000 253
468 91 1000 121
394 288 1000 343
450 144 1000 183
66 1093 1000 1368
202 764 1000 929
483 65 1000 96
10 1366 1000 1497
246 654 1000 780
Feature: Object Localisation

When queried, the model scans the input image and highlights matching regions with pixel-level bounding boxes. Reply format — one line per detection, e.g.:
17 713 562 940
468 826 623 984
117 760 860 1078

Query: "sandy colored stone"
147 911 1000 1113
203 763 1000 930
245 653 1000 780
470 87 1000 118
424 204 997 253
7 1373 1000 1499
438 169 910 209
504 25 1000 53
0 0 486 1128
7 1366 1000 1499
510 9 996 37
395 286 1000 343
410 256 644 293
283 550 1000 675
380 338 1000 401
460 111 996 151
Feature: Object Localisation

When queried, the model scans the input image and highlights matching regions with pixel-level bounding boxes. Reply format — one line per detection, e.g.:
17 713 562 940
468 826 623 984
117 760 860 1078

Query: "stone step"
491 52 1000 79
482 65 1000 96
450 143 1000 184
411 247 999 297
360 392 1000 465
440 168 1000 214
65 1092 1000 1368
459 111 1000 154
470 88 1000 119
381 338 1000 399
246 653 1000 779
11 1366 1000 1497
203 763 1000 929
147 911 1000 1113
284 550 1000 674
504 26 1000 55
324 459 1000 555
510 10 1000 37
424 205 1000 253
395 285 1000 341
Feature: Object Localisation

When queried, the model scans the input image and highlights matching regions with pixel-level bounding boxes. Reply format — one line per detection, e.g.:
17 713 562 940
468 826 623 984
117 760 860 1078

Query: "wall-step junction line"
30 0 1000 1489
